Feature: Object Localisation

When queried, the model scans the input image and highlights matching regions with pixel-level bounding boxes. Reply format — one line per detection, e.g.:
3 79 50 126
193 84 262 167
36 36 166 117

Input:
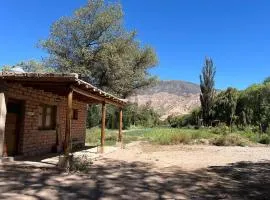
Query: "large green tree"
212 87 238 131
200 57 216 126
236 83 270 132
40 0 157 98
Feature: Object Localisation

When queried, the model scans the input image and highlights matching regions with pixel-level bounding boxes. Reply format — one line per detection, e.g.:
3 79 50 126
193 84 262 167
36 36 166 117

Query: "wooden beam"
64 89 73 156
0 93 7 157
100 102 106 150
118 108 123 142
71 86 124 108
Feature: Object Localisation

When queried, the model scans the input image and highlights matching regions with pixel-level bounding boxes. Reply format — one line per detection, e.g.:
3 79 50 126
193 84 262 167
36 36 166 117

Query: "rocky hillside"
127 80 201 120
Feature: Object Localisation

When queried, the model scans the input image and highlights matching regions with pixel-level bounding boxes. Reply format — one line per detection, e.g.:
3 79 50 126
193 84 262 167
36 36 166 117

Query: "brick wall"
5 83 87 156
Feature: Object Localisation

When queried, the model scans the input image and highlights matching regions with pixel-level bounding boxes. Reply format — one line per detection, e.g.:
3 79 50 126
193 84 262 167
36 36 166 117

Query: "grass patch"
85 127 142 146
142 128 214 145
86 127 117 146
85 127 264 147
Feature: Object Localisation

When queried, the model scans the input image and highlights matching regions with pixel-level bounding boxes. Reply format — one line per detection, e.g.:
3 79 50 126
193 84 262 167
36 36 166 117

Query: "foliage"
85 127 141 146
263 76 270 84
140 128 261 146
172 76 270 135
86 103 161 130
69 155 93 172
86 105 101 128
1 65 12 72
211 123 230 135
85 126 269 146
17 60 55 73
200 58 216 126
1 60 54 73
40 0 157 98
236 83 270 132
142 128 213 145
168 107 201 128
258 134 270 144
211 87 238 131
210 133 248 146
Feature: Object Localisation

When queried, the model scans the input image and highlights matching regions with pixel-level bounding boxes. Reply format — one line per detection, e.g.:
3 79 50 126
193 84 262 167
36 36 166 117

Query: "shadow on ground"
1 159 270 199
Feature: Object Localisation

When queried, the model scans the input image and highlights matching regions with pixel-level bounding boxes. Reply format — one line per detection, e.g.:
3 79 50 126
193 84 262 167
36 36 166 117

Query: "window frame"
38 104 57 130
72 109 79 120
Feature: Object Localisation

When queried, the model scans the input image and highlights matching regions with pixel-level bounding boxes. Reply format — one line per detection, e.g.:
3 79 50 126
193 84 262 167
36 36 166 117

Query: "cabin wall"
5 83 87 156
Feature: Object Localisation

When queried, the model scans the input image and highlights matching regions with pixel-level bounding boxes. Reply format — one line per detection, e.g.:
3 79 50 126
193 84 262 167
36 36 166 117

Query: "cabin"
0 72 125 158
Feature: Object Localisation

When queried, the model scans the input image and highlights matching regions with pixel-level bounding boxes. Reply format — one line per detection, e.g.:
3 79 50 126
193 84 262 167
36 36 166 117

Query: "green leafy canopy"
40 0 158 98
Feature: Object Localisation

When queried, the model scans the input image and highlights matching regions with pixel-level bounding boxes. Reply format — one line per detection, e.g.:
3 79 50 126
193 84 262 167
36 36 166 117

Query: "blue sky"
0 0 270 89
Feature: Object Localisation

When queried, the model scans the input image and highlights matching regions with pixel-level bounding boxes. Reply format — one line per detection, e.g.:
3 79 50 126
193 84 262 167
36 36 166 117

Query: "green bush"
87 103 162 130
85 127 262 147
171 133 191 144
142 128 213 145
168 108 201 128
258 134 270 144
211 134 248 146
211 123 230 135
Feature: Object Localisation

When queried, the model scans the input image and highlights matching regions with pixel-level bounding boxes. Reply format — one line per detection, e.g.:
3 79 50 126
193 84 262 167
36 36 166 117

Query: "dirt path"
97 142 270 171
1 142 270 199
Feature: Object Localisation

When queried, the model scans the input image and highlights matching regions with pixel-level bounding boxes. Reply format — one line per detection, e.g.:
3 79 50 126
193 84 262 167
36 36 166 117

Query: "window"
72 109 78 120
38 105 56 130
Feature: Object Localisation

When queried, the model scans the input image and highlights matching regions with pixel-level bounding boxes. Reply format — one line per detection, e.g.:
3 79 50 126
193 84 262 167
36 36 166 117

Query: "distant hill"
127 80 201 120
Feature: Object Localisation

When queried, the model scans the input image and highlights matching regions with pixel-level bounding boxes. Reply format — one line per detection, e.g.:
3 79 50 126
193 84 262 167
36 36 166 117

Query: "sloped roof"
0 72 126 107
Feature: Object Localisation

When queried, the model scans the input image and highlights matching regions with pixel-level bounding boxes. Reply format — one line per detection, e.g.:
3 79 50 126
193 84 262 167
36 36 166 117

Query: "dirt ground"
98 142 270 171
1 142 270 200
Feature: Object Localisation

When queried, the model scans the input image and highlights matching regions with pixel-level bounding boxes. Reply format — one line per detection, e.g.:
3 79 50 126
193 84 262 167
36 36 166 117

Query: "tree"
212 87 238 131
1 60 54 73
40 0 157 98
200 57 216 126
86 105 101 128
235 83 270 132
1 65 12 72
263 76 270 84
17 60 54 73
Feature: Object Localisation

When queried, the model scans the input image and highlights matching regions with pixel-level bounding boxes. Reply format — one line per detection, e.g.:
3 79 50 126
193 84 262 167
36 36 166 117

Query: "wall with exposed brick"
5 83 87 156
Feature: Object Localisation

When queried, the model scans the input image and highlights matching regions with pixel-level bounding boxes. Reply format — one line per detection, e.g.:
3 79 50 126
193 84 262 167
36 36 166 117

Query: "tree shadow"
0 159 270 199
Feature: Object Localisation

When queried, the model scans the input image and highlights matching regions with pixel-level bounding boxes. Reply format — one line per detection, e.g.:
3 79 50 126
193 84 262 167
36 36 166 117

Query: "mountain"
127 80 201 120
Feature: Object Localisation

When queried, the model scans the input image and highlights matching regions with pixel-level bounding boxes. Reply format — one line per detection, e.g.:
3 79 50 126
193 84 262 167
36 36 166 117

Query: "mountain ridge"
127 80 201 120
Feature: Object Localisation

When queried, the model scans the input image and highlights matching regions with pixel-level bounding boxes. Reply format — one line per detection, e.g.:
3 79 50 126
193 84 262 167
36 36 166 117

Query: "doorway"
4 99 24 156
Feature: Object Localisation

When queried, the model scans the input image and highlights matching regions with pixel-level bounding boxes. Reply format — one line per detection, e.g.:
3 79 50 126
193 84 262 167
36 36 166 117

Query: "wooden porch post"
64 89 73 156
118 107 123 142
0 92 7 157
100 102 106 151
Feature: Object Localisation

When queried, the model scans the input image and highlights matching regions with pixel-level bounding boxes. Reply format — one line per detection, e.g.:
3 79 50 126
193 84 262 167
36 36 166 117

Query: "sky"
0 0 270 89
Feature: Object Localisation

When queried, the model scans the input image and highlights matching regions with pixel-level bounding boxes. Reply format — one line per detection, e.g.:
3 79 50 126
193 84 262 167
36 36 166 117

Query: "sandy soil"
1 142 270 199
97 142 270 171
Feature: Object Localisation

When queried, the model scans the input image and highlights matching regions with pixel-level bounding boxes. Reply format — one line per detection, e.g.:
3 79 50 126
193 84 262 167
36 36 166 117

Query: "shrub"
170 133 191 144
211 134 248 146
69 155 93 173
211 123 230 135
258 134 270 144
168 108 201 128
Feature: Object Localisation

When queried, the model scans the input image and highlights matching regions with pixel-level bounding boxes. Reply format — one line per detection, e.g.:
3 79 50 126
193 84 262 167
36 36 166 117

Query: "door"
5 100 23 156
